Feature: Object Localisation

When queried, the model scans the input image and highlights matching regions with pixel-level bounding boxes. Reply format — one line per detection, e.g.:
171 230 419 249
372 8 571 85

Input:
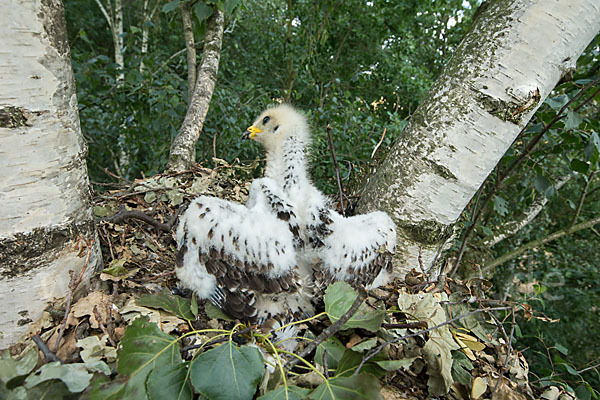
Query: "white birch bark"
167 9 225 172
114 0 125 83
0 0 101 349
483 174 572 247
94 0 125 82
139 0 150 73
181 1 197 104
357 0 600 278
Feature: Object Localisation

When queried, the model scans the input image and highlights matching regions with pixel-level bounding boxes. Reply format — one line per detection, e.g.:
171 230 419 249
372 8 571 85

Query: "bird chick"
243 104 397 290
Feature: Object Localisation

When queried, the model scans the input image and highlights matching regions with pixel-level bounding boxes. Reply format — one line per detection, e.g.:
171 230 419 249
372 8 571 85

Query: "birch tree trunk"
139 0 150 73
94 0 125 82
167 9 224 172
0 0 101 348
357 0 600 278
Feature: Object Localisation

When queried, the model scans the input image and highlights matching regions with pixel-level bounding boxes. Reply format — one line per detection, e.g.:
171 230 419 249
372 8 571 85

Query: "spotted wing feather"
176 196 302 322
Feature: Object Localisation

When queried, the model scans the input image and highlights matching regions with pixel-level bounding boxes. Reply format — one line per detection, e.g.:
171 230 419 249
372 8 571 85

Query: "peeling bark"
167 9 224 172
357 0 600 277
483 174 572 247
0 0 101 348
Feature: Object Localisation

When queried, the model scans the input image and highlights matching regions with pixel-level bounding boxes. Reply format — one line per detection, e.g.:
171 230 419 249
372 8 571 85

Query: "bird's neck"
265 136 309 191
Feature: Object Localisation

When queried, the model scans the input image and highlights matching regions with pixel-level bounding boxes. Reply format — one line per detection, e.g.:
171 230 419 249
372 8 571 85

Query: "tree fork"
167 8 225 172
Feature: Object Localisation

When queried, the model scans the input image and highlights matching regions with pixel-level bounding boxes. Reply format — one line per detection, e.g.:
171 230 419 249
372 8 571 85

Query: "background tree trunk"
357 0 600 278
0 0 101 349
181 1 197 104
167 9 224 172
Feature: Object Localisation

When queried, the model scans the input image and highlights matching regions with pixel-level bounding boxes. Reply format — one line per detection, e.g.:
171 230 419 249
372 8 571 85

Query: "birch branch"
139 0 149 73
486 216 600 270
167 9 225 172
94 0 114 31
571 170 598 227
483 174 572 247
181 1 197 104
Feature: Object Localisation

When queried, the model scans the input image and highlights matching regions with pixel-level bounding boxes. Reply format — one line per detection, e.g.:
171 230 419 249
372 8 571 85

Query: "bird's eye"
274 125 279 132
262 116 270 125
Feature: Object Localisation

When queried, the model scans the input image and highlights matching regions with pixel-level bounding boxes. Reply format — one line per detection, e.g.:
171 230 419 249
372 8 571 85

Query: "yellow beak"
242 125 263 140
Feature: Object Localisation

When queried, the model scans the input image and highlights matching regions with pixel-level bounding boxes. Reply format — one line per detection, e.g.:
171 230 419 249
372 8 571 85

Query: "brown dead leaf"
55 329 79 363
491 378 527 400
70 291 112 329
520 304 533 321
346 334 363 349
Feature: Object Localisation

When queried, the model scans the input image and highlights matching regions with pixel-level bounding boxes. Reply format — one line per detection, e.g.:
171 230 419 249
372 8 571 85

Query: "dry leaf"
70 291 112 329
471 376 487 399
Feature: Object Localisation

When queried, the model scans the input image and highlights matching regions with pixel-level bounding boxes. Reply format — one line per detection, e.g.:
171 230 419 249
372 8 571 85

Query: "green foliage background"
64 0 599 395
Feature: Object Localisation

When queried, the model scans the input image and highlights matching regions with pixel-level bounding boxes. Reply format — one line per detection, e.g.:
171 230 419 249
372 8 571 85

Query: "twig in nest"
381 321 428 330
212 132 218 160
53 236 94 352
354 306 512 376
101 204 186 233
32 334 62 364
370 127 386 159
286 287 367 370
492 309 516 395
103 167 133 184
326 123 346 216
93 305 117 347
181 327 252 353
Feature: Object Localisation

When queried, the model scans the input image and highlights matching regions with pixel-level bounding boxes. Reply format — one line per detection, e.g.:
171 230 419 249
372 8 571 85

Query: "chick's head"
242 104 309 151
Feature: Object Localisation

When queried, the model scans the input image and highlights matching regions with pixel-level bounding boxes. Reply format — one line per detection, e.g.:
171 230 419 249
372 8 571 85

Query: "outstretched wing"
315 211 397 290
246 178 304 249
176 196 302 322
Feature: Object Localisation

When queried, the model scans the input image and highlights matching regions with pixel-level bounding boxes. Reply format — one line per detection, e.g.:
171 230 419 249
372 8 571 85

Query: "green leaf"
334 350 385 378
584 131 600 164
258 385 312 400
308 374 382 400
193 2 213 23
103 257 128 277
22 380 72 399
545 95 569 110
324 282 385 332
564 110 583 130
162 0 183 13
574 384 592 400
95 317 183 400
315 337 345 369
118 317 181 376
374 358 416 371
190 293 198 318
451 350 473 385
0 347 38 384
204 302 233 321
350 338 378 353
190 342 264 400
24 362 93 393
147 363 193 400
554 343 569 355
136 290 196 320
533 176 555 198
492 195 509 216
223 0 240 14
480 226 493 236
570 159 589 174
